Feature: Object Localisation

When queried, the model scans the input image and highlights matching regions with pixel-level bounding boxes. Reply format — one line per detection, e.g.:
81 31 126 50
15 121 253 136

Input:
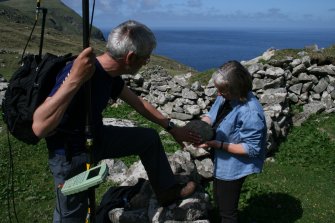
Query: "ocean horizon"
103 27 335 72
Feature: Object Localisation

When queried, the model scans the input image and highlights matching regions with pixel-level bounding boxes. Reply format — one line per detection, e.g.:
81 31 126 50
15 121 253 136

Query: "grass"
0 0 104 40
0 137 54 222
0 103 334 222
189 68 217 85
239 113 335 223
265 45 335 65
210 113 335 223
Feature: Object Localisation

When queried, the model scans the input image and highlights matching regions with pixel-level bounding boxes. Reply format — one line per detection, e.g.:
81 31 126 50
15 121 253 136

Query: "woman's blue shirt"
206 92 267 180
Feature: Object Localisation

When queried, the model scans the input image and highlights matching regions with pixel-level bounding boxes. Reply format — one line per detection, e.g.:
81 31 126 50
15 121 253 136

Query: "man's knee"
139 128 163 153
143 128 161 142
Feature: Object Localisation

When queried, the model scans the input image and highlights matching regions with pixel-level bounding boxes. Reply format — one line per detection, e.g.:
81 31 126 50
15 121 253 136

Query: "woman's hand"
197 140 221 150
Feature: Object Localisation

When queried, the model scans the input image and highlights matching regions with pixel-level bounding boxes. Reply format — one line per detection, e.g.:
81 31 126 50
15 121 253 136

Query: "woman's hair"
106 20 157 59
212 60 252 102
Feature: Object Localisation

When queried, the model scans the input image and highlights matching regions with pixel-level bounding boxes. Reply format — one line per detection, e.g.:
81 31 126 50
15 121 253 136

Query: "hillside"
0 0 105 40
0 0 197 81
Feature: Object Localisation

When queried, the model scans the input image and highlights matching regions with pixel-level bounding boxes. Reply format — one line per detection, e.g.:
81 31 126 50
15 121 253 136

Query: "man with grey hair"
33 20 200 222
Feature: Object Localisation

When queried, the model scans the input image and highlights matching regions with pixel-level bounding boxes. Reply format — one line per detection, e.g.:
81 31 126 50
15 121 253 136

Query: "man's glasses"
136 54 150 65
108 51 150 65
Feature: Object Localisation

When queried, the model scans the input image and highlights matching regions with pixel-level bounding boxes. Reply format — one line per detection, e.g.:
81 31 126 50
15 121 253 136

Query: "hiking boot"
156 181 196 207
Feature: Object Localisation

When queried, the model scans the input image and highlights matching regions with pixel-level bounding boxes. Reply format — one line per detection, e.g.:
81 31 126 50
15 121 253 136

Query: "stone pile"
101 148 212 223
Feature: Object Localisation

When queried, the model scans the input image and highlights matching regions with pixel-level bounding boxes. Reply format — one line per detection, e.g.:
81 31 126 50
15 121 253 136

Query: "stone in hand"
185 120 214 142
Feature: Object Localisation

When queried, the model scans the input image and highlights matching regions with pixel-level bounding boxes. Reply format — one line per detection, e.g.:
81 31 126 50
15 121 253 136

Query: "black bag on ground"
96 178 146 223
1 53 74 145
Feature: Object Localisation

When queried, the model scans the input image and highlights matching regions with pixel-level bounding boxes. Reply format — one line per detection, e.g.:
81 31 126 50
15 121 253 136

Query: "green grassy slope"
0 0 104 39
0 0 197 80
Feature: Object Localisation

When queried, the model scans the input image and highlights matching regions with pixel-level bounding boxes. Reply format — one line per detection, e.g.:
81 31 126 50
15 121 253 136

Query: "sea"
103 28 335 72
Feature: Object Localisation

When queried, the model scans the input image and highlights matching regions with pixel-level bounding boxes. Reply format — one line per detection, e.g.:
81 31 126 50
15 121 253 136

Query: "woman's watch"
166 119 175 131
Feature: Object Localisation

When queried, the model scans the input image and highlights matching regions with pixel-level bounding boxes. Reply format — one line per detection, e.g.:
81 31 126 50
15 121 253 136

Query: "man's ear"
125 51 136 65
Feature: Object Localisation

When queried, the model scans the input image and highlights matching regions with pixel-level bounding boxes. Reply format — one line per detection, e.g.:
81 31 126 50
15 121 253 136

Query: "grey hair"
212 69 228 87
106 20 156 59
212 60 252 102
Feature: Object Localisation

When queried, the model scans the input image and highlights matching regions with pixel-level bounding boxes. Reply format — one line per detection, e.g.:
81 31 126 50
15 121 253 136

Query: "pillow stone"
185 120 214 142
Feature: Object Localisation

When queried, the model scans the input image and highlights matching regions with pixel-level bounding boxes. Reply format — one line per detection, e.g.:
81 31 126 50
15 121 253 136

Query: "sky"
61 0 335 30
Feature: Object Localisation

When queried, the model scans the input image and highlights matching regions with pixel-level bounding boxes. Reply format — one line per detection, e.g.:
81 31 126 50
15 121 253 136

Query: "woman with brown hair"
199 60 267 223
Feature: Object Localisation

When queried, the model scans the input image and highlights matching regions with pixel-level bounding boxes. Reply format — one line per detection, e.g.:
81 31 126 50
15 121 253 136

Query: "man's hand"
71 47 96 84
169 126 202 147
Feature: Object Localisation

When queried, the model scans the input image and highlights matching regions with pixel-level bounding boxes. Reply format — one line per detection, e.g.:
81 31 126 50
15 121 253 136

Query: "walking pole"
36 0 47 59
82 0 96 222
21 0 47 61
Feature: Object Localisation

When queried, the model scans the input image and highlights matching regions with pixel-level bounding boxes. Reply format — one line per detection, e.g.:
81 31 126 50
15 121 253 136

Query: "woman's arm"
198 140 247 155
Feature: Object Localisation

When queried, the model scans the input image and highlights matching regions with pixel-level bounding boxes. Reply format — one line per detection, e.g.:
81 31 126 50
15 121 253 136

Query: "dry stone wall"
121 49 335 154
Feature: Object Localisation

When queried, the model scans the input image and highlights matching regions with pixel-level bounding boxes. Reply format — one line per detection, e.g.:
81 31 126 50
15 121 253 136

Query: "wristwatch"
166 119 175 131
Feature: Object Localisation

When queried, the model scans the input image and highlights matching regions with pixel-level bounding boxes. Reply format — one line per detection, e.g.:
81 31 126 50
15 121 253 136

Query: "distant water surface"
103 28 335 71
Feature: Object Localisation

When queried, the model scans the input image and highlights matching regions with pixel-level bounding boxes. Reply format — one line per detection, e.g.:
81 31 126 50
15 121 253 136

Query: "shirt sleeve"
48 62 73 97
206 96 224 125
239 110 266 157
110 76 125 100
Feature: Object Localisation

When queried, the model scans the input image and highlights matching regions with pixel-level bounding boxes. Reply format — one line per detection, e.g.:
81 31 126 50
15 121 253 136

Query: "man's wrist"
165 119 175 131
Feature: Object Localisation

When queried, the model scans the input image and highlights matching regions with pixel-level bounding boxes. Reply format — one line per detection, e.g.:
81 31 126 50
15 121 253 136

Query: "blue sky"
61 0 335 30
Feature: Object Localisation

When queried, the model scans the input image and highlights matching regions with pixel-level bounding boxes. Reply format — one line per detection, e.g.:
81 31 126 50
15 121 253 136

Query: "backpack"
96 178 146 223
1 53 75 145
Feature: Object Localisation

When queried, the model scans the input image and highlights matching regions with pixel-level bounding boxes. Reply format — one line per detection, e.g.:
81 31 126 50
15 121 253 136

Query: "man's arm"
119 86 201 145
119 86 169 128
32 47 96 138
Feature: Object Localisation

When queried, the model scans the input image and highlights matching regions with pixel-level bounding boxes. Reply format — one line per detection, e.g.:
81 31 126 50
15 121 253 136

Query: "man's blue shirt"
46 59 124 154
206 92 267 180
